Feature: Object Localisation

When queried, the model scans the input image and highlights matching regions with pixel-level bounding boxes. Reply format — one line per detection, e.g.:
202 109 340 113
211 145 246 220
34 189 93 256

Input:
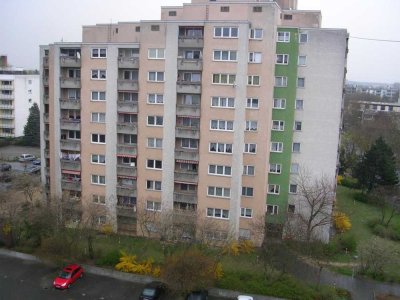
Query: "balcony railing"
60 98 80 109
117 164 137 177
60 77 81 89
61 180 81 191
60 56 81 67
174 170 198 183
43 113 49 123
117 144 137 156
178 36 204 48
44 149 50 158
43 76 49 86
176 81 201 94
117 205 137 218
117 80 139 91
175 149 199 161
43 56 49 67
0 132 14 138
60 119 80 130
176 104 200 117
61 159 81 171
117 101 138 113
175 126 200 139
60 139 81 151
0 84 13 90
44 130 49 140
118 57 139 69
177 58 203 71
117 122 137 134
0 114 14 119
43 95 49 104
0 104 13 109
0 124 14 129
0 94 13 100
117 185 137 197
173 192 198 204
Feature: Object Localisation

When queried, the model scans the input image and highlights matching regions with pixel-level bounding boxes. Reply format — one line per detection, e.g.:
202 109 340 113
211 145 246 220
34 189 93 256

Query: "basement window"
220 6 230 12
169 11 177 16
284 14 293 20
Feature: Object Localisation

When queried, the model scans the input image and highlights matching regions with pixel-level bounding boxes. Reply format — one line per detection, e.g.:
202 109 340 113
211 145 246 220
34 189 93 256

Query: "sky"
1 0 399 83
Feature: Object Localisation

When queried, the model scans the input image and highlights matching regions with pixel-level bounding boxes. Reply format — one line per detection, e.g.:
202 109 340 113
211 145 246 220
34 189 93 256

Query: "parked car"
24 165 41 174
18 154 35 162
186 290 208 300
32 159 41 166
0 163 11 171
139 281 167 300
53 264 84 289
237 296 254 300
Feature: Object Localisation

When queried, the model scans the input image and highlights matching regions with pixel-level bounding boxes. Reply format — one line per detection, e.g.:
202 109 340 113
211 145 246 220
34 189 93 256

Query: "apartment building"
0 61 40 138
40 0 347 243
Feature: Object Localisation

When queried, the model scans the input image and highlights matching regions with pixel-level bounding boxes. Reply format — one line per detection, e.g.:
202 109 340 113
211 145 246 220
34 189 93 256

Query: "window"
271 142 283 153
135 26 140 32
299 33 308 43
212 73 236 85
295 99 304 110
243 165 255 176
249 28 263 39
91 69 106 80
91 48 107 58
91 154 105 164
91 133 105 144
97 216 107 225
298 55 307 66
241 208 253 218
244 143 256 153
91 174 106 185
297 77 305 88
246 98 259 109
151 25 160 31
148 137 163 148
283 14 293 20
208 164 232 176
272 120 285 131
292 142 301 153
248 52 262 63
213 50 237 61
183 94 200 105
275 76 288 87
239 228 251 240
207 186 231 198
68 130 80 140
180 72 201 82
147 116 163 126
242 187 254 197
209 142 232 154
207 208 229 219
268 184 280 195
267 205 279 215
269 163 282 174
276 54 289 65
148 71 164 82
147 94 164 104
91 112 106 123
91 91 106 101
247 75 260 86
92 194 105 204
123 70 138 80
289 184 298 194
184 50 202 59
147 180 162 191
181 138 198 149
210 119 234 131
168 11 177 16
277 31 290 42
253 6 262 12
290 163 299 174
273 98 286 109
147 201 161 211
148 48 165 59
211 96 235 108
288 204 296 213
245 121 258 131
214 27 238 38
123 134 136 144
147 159 162 169
220 6 230 12
294 121 302 131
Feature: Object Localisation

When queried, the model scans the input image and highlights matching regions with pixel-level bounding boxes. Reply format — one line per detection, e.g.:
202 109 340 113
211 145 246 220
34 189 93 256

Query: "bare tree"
13 174 41 203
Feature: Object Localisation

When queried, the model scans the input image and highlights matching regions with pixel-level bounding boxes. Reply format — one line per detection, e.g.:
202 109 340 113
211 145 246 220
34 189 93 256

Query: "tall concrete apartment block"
40 0 347 243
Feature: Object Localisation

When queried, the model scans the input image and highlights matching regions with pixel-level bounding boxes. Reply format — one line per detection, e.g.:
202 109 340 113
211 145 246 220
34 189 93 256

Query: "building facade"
40 0 347 242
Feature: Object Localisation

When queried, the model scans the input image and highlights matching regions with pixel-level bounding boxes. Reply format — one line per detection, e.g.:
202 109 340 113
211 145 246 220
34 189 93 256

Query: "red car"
53 264 84 289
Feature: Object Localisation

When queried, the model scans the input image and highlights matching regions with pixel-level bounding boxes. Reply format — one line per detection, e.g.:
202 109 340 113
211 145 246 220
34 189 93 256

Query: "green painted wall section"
267 28 299 224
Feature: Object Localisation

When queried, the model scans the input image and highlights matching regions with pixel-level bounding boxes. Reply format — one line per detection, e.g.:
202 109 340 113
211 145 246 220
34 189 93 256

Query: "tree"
370 186 400 227
23 103 40 146
354 137 398 193
13 174 41 203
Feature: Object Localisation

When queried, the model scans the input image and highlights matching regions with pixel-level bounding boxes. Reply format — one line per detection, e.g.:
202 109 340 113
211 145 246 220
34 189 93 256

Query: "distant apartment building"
40 0 347 243
346 82 399 100
0 57 40 138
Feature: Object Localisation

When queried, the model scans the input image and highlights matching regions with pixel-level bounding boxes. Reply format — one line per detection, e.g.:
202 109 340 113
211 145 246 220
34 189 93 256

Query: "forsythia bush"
115 251 160 277
337 175 344 185
222 241 240 256
238 240 255 254
334 211 352 233
2 223 11 235
214 262 224 279
100 224 114 235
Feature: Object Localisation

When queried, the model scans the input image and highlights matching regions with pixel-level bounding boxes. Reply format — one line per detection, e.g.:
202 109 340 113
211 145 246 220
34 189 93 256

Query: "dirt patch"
0 146 41 161
376 295 400 300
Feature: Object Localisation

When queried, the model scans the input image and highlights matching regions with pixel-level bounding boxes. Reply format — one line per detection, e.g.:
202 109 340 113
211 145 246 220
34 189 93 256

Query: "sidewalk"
0 248 283 300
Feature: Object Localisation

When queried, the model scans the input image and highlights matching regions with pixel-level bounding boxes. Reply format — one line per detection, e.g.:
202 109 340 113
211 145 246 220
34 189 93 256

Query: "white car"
237 296 253 300
18 154 35 162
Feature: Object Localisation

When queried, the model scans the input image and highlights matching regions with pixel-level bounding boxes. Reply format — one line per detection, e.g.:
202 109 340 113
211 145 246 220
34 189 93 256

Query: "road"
0 255 233 300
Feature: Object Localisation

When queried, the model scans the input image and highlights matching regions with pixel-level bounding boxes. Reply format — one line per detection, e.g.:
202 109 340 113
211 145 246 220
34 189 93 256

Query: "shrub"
337 175 344 185
338 233 357 252
238 239 255 254
96 249 120 266
334 211 352 233
100 224 114 236
115 251 159 276
371 224 400 241
222 241 240 256
353 192 369 203
341 177 359 189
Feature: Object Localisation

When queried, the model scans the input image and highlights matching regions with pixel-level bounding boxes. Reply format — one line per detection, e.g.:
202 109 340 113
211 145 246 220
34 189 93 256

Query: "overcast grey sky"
1 0 399 83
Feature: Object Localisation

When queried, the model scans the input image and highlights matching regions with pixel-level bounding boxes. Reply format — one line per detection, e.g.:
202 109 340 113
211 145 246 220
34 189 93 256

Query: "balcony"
174 170 198 184
178 36 204 48
176 104 200 117
176 81 201 94
0 104 13 109
0 114 14 120
118 57 139 69
0 132 13 138
175 126 200 139
0 124 14 129
44 130 49 140
60 98 80 109
117 144 137 157
44 149 49 158
60 77 81 89
43 76 49 86
117 217 137 235
60 56 81 67
43 95 49 104
175 149 199 162
61 180 81 191
60 139 80 151
60 119 80 130
117 164 137 177
117 205 137 218
117 122 137 134
174 192 198 204
0 94 13 100
117 101 138 113
177 58 203 71
117 80 138 91
117 185 137 197
43 56 49 67
0 84 13 90
61 159 81 171
43 113 49 123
